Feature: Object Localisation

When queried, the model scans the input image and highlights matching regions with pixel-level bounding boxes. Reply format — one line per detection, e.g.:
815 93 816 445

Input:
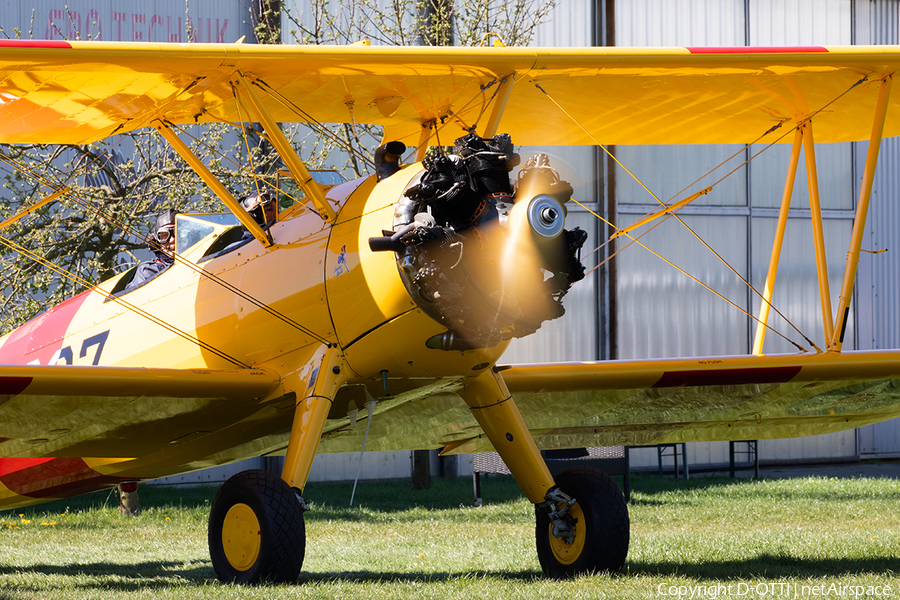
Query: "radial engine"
369 133 588 351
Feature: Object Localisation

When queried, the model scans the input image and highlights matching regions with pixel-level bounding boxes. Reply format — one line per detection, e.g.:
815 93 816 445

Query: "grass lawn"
0 472 898 599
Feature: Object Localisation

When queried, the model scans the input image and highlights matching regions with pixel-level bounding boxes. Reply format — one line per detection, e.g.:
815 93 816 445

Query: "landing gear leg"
458 369 629 577
207 345 346 584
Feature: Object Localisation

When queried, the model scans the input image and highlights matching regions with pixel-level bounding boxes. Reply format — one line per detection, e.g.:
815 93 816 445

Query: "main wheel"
208 469 306 584
535 466 629 578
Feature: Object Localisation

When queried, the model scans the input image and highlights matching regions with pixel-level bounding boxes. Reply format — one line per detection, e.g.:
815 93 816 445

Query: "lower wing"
315 350 900 455
0 364 282 508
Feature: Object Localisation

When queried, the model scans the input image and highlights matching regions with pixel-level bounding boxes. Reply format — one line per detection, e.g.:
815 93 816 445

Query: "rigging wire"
528 92 801 351
531 74 872 352
0 234 250 368
569 197 808 353
249 78 376 171
230 82 266 201
160 122 313 211
254 74 501 164
0 149 334 348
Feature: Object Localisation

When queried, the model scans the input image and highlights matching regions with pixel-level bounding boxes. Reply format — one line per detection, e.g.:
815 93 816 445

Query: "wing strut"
831 75 893 352
0 186 69 232
482 75 515 138
153 120 273 247
752 128 804 355
611 186 712 240
232 74 336 223
802 122 835 348
349 391 377 507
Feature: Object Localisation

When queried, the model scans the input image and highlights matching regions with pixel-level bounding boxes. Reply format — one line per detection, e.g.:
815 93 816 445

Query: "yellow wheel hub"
222 503 261 572
548 502 585 565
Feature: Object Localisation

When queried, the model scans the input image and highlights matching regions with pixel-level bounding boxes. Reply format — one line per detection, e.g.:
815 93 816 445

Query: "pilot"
124 209 180 292
242 190 278 230
203 190 277 260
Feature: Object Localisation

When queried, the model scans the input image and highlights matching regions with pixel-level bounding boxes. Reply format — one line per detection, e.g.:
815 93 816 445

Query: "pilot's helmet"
241 191 276 226
153 209 180 245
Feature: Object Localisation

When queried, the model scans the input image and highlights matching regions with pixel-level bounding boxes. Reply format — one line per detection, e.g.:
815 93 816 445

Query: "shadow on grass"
0 560 542 591
0 560 213 591
297 569 542 585
5 554 899 592
11 485 219 518
630 554 900 579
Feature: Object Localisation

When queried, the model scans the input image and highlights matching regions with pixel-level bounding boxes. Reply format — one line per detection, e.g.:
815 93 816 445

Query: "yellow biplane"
1 40 900 582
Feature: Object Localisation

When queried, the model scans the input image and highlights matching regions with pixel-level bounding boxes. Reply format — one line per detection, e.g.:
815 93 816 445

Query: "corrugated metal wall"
616 0 746 46
750 0 852 44
502 0 601 363
617 0 862 468
856 0 900 456
1 1 255 42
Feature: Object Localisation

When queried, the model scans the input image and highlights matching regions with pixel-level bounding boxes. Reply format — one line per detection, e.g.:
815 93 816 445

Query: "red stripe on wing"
654 366 802 388
0 40 72 48
0 457 120 498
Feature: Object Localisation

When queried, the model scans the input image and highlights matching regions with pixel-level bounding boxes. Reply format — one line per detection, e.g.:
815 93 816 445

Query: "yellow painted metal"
482 75 515 138
752 129 803 355
7 43 900 147
325 170 419 348
611 186 712 240
548 502 585 565
801 123 835 348
281 345 348 490
232 74 336 223
458 369 555 504
0 364 279 398
831 76 893 352
222 503 261 571
415 124 432 162
153 121 273 247
0 186 69 232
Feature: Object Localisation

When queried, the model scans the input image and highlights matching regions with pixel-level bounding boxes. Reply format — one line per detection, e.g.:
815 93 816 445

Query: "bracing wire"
249 78 377 171
0 149 334 348
569 197 808 353
0 234 250 368
230 81 266 202
253 74 503 164
532 73 872 353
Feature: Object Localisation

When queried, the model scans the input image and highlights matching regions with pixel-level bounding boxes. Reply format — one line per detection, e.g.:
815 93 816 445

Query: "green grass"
0 474 898 599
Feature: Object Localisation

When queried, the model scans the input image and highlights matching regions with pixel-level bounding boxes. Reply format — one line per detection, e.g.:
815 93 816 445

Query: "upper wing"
0 41 898 147
314 350 900 455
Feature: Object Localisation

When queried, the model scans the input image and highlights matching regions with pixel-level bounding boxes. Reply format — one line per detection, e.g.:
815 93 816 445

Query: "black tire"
208 469 306 584
535 466 629 578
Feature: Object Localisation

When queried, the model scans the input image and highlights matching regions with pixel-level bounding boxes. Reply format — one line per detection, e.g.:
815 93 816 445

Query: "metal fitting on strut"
538 487 577 544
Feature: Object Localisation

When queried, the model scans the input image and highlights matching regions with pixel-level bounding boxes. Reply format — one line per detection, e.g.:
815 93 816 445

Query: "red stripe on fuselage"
0 290 92 365
687 46 829 54
0 457 119 499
